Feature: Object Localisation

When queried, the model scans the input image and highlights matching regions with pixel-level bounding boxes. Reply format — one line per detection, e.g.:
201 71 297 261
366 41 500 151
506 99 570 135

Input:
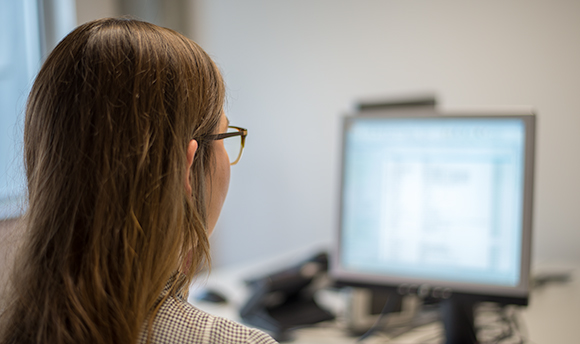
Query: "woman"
0 18 276 344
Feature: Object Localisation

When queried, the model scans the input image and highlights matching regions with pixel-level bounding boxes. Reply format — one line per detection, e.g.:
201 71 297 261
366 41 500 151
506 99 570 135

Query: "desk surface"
188 257 579 344
520 265 579 344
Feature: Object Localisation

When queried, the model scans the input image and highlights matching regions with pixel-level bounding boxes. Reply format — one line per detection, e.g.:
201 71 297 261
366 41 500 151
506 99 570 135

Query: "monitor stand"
440 295 477 344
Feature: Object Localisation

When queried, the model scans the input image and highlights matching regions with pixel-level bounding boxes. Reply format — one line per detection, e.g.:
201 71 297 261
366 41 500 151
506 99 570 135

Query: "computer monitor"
331 113 535 343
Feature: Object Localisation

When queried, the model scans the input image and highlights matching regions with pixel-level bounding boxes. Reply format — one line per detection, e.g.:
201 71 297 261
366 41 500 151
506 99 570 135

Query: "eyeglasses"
207 126 248 165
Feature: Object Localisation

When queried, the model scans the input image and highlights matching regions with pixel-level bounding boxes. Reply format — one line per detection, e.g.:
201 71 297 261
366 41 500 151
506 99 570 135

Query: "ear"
185 139 198 194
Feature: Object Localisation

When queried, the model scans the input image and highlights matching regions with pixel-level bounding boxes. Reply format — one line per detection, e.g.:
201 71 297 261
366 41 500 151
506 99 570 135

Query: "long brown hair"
0 18 225 344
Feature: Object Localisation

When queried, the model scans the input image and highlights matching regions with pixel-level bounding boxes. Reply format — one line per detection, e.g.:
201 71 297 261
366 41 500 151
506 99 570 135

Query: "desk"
520 264 580 344
188 256 579 344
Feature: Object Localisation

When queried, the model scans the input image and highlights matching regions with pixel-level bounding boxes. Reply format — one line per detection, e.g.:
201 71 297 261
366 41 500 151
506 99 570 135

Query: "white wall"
189 0 580 267
75 0 117 25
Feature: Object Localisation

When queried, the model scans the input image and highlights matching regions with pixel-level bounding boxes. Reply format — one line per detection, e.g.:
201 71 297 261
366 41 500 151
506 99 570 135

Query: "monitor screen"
332 113 535 303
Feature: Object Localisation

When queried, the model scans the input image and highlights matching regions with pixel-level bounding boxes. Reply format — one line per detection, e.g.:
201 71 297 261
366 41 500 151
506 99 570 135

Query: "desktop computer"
331 112 535 343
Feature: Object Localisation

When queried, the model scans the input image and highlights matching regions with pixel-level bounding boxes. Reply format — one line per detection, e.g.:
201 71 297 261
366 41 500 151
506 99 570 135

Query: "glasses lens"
223 127 242 164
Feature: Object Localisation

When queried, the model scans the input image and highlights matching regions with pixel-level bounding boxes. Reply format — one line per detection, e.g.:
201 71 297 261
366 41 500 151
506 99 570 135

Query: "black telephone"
239 252 335 341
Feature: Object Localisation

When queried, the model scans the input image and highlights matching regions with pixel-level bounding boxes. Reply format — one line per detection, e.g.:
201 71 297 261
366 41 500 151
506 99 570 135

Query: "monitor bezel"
331 112 535 305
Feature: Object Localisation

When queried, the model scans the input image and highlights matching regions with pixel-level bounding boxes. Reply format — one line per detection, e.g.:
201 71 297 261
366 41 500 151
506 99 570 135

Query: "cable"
353 300 533 343
355 293 402 343
475 304 534 344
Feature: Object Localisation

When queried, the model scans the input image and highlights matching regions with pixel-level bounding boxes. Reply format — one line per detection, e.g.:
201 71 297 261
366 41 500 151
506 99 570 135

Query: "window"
0 0 75 219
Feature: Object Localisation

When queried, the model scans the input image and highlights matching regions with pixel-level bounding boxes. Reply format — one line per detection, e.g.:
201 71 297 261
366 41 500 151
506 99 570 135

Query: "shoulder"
139 294 278 344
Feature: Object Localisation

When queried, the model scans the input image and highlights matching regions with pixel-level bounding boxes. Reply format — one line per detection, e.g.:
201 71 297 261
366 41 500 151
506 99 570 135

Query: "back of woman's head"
1 18 224 344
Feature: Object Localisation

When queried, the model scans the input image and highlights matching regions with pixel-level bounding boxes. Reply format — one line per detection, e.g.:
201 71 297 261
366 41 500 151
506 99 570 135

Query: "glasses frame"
207 126 248 165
